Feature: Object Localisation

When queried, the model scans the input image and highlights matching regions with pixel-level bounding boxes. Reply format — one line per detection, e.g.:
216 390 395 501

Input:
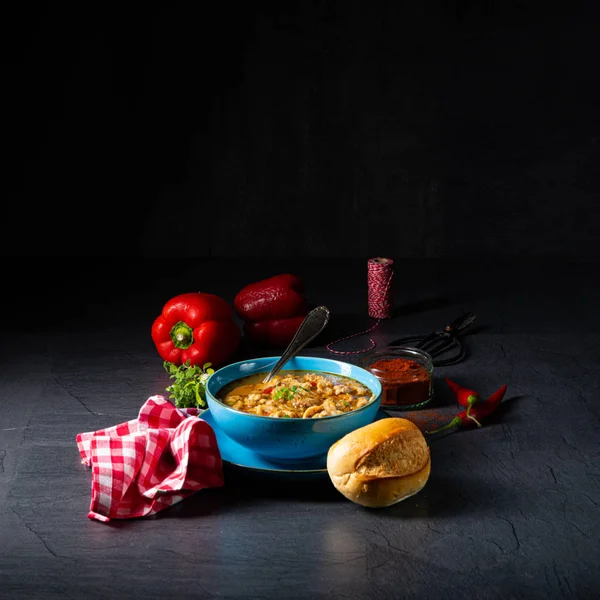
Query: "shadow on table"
480 393 525 425
137 394 525 524
154 469 341 521
392 295 457 319
155 466 506 522
373 472 506 520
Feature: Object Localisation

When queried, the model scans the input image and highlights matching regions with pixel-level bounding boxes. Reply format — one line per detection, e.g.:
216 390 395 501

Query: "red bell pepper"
243 316 306 347
151 292 241 367
234 274 308 347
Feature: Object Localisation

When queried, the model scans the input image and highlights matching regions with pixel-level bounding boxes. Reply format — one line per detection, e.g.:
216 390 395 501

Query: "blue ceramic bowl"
205 356 382 461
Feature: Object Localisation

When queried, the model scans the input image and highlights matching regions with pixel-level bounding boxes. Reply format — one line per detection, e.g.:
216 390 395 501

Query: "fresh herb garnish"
163 360 214 409
273 387 294 401
273 385 311 401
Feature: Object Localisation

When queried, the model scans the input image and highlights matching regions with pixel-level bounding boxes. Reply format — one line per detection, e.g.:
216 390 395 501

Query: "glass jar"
362 346 434 410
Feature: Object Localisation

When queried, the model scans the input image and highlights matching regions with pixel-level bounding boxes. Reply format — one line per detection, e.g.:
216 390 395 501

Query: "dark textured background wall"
3 2 599 258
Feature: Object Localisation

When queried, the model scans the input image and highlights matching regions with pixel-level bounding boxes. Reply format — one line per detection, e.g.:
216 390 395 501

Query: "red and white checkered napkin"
75 395 224 523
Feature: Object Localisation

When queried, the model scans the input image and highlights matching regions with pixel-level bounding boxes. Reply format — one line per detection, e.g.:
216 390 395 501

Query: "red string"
325 318 380 355
367 257 394 319
326 258 394 356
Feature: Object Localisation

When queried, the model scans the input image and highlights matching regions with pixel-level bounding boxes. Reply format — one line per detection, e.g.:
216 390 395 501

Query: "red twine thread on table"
326 257 394 356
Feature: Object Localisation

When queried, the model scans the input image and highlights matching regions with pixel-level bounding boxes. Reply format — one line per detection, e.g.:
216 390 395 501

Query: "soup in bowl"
205 356 382 461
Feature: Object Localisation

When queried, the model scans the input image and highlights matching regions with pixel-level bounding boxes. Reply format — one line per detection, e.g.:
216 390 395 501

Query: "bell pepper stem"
170 321 194 349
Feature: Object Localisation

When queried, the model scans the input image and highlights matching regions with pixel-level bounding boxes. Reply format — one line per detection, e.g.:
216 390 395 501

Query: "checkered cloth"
76 395 224 523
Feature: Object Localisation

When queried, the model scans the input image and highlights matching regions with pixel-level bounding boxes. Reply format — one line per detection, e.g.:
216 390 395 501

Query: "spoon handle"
262 306 331 383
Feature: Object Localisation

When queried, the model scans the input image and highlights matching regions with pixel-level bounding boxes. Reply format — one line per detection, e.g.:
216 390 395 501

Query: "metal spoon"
262 306 331 384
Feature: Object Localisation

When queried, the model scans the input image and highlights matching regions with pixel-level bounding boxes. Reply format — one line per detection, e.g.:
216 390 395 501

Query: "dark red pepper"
243 316 306 347
427 384 508 434
234 274 306 321
234 274 308 347
445 378 481 422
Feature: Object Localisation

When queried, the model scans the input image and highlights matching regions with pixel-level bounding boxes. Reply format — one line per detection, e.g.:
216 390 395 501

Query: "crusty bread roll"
327 417 431 508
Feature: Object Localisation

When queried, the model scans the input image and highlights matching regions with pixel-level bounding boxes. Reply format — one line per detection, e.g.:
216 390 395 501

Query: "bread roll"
327 417 431 508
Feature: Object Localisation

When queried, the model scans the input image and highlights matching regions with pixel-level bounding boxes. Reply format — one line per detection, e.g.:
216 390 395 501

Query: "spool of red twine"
367 257 394 319
326 257 394 356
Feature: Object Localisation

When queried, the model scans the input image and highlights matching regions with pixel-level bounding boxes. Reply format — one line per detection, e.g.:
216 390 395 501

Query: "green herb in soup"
218 370 374 418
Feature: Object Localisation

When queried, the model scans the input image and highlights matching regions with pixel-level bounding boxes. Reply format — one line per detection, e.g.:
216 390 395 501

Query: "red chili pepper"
263 387 274 394
427 384 508 434
445 378 481 423
310 381 317 387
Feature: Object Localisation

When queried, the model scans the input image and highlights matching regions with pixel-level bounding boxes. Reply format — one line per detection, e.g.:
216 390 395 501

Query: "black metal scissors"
389 312 476 366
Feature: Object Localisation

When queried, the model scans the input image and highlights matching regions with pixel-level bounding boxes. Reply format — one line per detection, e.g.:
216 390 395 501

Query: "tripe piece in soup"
217 370 374 419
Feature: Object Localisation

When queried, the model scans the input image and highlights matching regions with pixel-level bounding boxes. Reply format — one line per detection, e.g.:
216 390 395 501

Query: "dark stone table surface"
1 258 599 599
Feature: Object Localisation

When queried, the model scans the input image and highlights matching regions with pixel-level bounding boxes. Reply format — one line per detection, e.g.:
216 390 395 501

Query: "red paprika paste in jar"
365 347 433 409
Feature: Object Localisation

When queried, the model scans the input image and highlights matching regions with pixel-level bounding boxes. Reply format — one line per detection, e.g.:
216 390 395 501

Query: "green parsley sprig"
163 360 214 409
272 385 311 401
